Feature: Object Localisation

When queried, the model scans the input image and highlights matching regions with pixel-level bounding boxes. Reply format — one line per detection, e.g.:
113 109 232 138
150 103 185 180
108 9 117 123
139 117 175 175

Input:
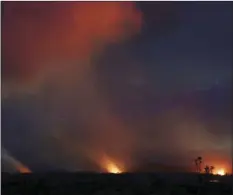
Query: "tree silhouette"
204 165 210 174
194 157 202 173
210 166 215 174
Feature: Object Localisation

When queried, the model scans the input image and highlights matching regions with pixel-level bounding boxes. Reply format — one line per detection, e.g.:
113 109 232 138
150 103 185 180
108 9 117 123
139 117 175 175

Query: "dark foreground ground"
1 172 232 195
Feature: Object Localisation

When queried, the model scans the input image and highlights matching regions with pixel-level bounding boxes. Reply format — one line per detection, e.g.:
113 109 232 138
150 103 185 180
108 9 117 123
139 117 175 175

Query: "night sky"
1 2 232 173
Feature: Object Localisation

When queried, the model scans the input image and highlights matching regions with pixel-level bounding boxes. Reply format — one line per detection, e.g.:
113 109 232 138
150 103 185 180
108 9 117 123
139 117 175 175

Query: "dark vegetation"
194 157 215 174
2 172 232 195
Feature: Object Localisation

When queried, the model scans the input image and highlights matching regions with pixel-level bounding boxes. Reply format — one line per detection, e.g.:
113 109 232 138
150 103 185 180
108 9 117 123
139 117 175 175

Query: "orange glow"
17 165 31 173
2 2 142 84
106 161 122 174
201 155 231 175
214 168 225 176
101 155 123 174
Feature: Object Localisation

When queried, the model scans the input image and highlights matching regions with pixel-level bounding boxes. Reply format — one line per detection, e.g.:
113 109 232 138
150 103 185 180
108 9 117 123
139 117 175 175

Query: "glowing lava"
106 161 122 174
101 155 123 174
215 169 225 176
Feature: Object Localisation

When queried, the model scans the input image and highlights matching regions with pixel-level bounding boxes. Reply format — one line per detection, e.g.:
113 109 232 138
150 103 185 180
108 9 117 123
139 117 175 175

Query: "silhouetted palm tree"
204 165 210 174
194 159 198 172
210 166 215 174
194 157 202 173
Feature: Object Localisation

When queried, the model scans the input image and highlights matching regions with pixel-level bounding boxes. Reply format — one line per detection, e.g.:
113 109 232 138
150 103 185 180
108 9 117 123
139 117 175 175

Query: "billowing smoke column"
2 2 142 172
3 2 231 173
2 2 141 87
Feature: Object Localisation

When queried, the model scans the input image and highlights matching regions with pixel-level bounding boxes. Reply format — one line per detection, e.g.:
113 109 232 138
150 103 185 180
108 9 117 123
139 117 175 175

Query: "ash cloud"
2 2 141 87
2 2 142 171
2 2 231 173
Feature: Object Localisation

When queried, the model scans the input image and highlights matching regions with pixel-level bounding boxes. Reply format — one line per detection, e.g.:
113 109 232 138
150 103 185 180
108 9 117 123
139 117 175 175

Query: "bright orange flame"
214 168 225 176
106 161 122 174
101 155 123 174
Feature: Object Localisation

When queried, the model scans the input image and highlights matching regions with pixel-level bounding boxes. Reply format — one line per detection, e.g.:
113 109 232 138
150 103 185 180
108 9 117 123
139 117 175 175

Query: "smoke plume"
2 2 142 171
1 148 31 173
2 2 141 87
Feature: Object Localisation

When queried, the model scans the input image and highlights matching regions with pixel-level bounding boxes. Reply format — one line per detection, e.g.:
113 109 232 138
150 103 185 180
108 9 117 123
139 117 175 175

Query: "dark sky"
1 2 232 173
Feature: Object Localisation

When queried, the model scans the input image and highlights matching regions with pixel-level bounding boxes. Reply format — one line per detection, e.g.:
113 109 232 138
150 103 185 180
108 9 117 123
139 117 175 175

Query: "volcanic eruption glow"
106 161 122 174
214 168 225 176
101 155 123 174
